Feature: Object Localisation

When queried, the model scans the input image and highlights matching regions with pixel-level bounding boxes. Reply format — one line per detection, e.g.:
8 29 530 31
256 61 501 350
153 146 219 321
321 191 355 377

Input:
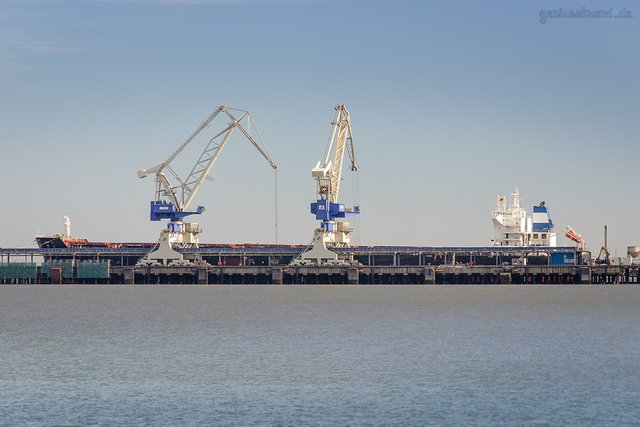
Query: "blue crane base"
149 201 205 222
310 199 360 222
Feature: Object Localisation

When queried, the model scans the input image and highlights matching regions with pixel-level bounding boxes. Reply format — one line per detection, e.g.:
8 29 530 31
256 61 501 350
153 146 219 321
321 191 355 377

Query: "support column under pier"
347 268 359 285
271 267 283 285
423 267 436 284
123 268 135 285
499 273 512 284
197 268 208 285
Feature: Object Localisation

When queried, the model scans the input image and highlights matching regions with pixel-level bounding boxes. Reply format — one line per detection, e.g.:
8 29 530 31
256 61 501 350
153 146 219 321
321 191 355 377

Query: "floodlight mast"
137 105 277 266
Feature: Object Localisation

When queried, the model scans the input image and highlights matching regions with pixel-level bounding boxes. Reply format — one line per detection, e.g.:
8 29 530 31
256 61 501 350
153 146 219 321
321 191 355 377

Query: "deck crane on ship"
291 104 359 266
137 105 277 266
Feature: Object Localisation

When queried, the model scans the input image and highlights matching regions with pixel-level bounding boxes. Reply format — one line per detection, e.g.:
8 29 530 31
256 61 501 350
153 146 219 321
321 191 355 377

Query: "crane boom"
313 105 357 203
138 106 277 216
165 107 225 172
329 106 357 203
181 122 236 210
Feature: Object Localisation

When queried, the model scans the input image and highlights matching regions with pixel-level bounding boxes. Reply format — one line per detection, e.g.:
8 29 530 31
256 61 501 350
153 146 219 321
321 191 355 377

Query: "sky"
0 0 638 256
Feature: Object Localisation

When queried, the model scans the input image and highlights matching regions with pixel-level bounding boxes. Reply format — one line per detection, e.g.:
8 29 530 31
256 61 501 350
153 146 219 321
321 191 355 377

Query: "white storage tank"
628 246 640 258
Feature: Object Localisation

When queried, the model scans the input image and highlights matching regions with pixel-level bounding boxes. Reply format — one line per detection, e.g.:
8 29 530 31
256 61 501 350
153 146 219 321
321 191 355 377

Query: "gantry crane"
137 105 277 266
292 104 360 265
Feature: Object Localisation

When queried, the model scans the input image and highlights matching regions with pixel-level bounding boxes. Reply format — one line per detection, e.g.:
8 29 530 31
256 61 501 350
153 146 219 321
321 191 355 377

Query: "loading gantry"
137 105 277 266
292 104 360 266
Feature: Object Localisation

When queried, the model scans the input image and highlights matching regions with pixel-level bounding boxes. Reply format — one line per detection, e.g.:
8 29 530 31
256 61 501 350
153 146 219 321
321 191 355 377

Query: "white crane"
137 105 277 266
292 104 360 266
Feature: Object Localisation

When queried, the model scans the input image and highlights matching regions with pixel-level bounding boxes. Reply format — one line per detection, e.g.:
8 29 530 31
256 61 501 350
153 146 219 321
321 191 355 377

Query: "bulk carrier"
31 190 579 272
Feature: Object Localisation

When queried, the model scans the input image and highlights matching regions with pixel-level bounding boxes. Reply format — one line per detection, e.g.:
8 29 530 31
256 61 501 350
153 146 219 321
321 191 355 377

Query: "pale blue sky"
1 0 638 256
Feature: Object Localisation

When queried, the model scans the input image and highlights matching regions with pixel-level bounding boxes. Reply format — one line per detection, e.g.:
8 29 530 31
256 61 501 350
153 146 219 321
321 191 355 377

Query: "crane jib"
138 105 277 223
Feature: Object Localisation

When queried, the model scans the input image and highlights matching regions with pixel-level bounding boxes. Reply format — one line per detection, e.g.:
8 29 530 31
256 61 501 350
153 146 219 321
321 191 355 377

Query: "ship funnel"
532 204 553 232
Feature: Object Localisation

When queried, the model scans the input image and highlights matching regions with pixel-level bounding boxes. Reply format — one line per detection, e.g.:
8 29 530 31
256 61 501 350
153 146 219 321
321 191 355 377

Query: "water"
1 285 639 426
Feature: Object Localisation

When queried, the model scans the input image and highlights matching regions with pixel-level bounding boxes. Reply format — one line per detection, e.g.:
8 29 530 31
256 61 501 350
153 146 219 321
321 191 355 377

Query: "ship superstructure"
491 188 556 247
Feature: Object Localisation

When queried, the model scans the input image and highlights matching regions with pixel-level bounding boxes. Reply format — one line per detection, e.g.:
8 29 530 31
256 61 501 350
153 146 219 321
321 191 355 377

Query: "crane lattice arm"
312 104 357 203
137 106 277 221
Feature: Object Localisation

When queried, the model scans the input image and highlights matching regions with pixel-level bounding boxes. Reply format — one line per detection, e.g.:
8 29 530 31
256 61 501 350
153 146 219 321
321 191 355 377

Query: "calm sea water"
1 285 639 426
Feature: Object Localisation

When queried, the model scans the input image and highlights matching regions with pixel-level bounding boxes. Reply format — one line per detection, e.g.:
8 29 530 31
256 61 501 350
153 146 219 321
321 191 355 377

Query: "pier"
1 246 638 285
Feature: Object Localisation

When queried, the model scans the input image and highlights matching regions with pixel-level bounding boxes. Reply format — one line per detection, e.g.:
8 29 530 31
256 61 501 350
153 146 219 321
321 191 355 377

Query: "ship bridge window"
541 233 547 239
533 233 539 239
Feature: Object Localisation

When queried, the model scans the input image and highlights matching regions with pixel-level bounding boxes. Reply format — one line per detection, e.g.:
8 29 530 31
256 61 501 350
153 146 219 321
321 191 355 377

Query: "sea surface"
1 285 639 426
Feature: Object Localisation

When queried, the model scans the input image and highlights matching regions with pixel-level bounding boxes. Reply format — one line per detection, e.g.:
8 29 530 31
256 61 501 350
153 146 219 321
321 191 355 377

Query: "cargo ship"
39 189 559 251
31 189 577 270
35 216 153 249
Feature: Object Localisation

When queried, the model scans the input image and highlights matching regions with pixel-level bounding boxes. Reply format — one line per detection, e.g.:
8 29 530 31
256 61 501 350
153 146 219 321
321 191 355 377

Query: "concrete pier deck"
1 246 638 284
